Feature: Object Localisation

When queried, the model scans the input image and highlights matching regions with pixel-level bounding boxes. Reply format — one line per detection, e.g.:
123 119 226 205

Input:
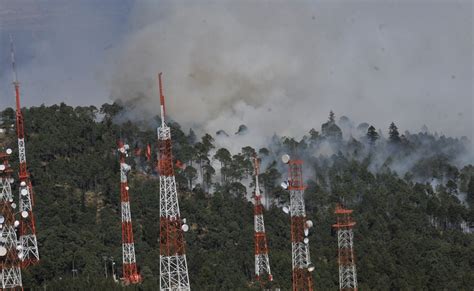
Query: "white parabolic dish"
281 154 291 164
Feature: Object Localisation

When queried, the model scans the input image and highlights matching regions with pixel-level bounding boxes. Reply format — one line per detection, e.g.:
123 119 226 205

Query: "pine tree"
329 110 335 123
467 177 474 208
367 125 379 145
389 122 401 143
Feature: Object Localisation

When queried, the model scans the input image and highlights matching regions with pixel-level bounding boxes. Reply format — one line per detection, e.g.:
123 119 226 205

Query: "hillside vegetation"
1 103 472 290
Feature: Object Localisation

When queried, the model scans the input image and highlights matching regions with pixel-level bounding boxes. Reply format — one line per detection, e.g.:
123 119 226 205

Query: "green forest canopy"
0 103 472 290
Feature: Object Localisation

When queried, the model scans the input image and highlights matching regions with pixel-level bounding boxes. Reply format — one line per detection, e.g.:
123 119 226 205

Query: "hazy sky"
0 0 472 144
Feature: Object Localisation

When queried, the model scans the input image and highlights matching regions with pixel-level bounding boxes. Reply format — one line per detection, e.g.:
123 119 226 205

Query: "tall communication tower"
332 204 358 291
0 149 23 289
117 140 142 285
10 36 40 267
281 154 314 291
252 156 273 285
157 73 190 291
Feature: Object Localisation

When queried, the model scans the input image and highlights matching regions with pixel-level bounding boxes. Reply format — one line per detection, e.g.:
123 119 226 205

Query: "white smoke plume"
1 1 470 155
109 1 472 153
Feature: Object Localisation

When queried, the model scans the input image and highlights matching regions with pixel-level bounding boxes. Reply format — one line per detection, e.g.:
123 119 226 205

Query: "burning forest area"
0 1 472 290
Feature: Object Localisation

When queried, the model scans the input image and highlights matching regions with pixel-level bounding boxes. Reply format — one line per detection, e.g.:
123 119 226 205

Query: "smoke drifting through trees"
110 1 472 153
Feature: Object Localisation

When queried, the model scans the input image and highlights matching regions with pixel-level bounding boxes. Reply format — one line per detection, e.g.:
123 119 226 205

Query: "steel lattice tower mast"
252 156 273 285
10 36 39 267
282 155 314 291
117 141 142 285
0 150 23 290
332 204 357 291
157 73 190 291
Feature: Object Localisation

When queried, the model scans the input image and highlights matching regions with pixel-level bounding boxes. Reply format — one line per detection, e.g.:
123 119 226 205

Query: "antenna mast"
253 156 273 286
10 36 40 267
332 204 358 291
157 73 190 290
0 149 23 289
117 140 142 285
282 155 314 291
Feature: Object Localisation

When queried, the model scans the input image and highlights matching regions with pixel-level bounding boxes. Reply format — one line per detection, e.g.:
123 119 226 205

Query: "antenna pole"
157 73 190 290
117 140 142 285
253 156 273 287
10 35 21 115
10 37 40 268
158 73 165 127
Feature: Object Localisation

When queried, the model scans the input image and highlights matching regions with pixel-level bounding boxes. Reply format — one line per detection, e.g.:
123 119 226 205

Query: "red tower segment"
332 204 358 291
157 73 190 290
253 156 273 285
10 35 39 268
118 141 142 285
285 157 314 291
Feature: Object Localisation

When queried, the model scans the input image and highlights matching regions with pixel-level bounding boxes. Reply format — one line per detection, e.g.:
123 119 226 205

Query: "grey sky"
0 0 472 145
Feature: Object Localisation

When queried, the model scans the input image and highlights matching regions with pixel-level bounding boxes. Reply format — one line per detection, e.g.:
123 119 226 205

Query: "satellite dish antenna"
181 224 189 232
16 245 23 251
304 237 309 244
8 198 13 202
304 228 309 237
306 220 313 228
21 189 28 196
119 148 125 153
21 211 28 218
124 144 130 150
9 178 14 183
0 165 5 171
125 186 130 191
0 246 7 256
282 206 290 214
182 218 187 224
11 203 16 209
281 154 291 164
308 265 315 272
0 216 4 223
6 149 12 155
280 181 289 190
18 252 24 260
14 221 19 228
20 181 26 187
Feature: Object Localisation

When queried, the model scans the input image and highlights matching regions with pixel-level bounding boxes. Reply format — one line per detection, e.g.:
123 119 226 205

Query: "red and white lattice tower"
332 204 357 291
10 36 39 267
253 156 273 285
0 150 23 289
117 141 142 285
157 73 190 291
282 154 314 291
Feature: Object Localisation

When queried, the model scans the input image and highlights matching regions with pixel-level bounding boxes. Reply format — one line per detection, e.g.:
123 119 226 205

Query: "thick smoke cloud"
110 1 472 153
1 1 472 154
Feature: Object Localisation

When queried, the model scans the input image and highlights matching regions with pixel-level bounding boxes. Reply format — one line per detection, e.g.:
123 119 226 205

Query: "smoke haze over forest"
0 0 472 147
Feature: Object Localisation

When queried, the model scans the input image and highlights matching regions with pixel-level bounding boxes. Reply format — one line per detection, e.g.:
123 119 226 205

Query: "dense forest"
0 103 472 290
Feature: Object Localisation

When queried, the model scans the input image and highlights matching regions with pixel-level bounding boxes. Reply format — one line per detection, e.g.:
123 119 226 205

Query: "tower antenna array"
10 35 39 267
253 156 273 286
117 140 142 285
282 154 314 291
157 73 190 290
0 150 23 289
332 204 358 291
